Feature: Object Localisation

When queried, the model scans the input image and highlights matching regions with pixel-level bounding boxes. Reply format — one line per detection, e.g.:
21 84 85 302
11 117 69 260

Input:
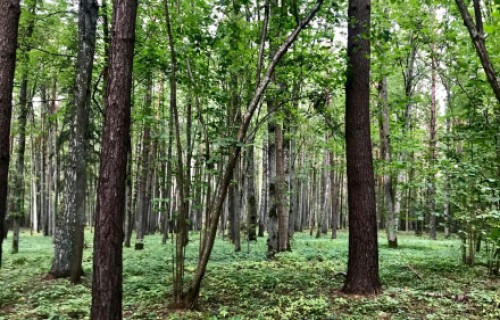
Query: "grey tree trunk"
246 144 258 241
267 117 278 258
51 0 98 282
378 77 397 248
135 76 153 250
258 137 268 237
276 121 289 251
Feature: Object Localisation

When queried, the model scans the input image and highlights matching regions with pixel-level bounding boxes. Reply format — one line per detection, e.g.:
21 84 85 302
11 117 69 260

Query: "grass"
0 230 499 319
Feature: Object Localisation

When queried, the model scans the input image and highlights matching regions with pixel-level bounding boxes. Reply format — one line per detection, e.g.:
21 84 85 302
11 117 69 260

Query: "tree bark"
91 0 137 317
12 0 37 254
51 0 98 282
0 0 21 268
276 120 289 250
342 0 381 295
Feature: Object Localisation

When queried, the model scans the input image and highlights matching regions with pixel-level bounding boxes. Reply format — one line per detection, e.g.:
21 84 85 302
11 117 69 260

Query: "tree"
0 0 21 268
342 0 382 295
91 0 138 317
50 0 98 282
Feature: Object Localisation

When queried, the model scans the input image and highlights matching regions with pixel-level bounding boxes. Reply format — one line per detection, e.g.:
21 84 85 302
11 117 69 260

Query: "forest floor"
0 230 499 320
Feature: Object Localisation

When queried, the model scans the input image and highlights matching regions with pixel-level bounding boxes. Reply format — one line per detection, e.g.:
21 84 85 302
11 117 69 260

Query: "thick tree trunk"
342 0 381 295
91 0 137 317
51 0 98 282
0 0 21 268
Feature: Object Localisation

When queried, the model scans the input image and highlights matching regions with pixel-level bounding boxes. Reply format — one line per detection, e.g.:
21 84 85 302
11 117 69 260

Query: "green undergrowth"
0 230 498 319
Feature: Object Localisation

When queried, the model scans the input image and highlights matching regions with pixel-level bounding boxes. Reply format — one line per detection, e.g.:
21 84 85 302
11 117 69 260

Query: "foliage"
1 231 499 319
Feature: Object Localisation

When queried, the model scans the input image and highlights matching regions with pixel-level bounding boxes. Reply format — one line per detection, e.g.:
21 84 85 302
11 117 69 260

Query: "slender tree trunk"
258 138 268 237
91 0 137 317
134 76 153 250
11 0 37 253
342 0 381 295
267 118 278 258
246 144 258 241
276 120 289 250
428 48 437 240
378 77 397 248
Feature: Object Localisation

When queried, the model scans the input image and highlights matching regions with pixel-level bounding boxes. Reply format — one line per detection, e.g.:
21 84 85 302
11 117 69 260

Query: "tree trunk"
51 0 98 282
377 77 397 248
258 138 268 237
91 0 137 317
0 0 21 268
246 144 258 241
267 118 278 258
428 48 437 240
11 0 37 253
134 76 153 250
342 0 381 295
276 120 289 250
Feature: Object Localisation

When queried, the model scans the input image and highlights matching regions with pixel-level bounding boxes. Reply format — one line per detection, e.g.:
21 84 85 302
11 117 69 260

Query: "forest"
0 0 499 319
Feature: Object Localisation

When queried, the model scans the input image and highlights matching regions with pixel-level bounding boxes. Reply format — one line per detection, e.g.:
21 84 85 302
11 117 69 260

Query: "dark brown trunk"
91 0 137 317
0 0 21 268
342 0 381 295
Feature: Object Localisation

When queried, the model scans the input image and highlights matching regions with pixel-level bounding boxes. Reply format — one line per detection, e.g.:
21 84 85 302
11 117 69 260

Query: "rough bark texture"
91 0 137 317
276 121 289 250
342 0 382 295
258 138 268 237
51 0 98 282
0 0 20 268
246 145 258 241
267 118 278 258
428 51 437 240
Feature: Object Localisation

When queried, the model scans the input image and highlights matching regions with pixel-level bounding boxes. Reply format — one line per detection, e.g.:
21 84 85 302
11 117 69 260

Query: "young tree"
342 0 382 295
91 0 138 317
0 0 21 268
